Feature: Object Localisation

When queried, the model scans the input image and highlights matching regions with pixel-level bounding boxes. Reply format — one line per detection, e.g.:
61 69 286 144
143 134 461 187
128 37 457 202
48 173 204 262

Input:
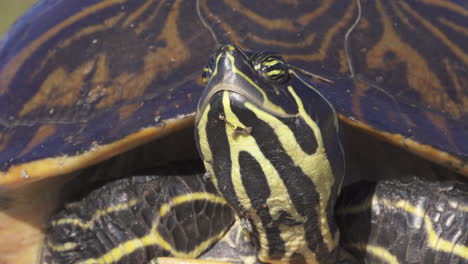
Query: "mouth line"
196 82 296 124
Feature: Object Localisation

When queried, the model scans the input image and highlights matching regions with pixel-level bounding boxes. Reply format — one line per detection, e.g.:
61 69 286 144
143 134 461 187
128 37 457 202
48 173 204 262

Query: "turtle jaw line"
197 83 255 121
196 82 293 124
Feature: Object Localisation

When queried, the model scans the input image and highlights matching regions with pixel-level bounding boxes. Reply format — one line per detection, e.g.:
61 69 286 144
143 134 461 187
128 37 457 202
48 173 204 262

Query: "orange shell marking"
0 115 195 188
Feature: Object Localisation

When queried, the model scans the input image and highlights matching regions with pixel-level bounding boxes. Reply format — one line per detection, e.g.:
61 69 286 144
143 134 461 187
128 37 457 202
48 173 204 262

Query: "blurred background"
0 0 38 37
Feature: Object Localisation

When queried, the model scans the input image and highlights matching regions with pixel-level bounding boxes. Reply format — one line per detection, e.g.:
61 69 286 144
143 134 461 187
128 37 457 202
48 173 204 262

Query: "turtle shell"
0 0 466 187
0 0 467 185
0 0 467 263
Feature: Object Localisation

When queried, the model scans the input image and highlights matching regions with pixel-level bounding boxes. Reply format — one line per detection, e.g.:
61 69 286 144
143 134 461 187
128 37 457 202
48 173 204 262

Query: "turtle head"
195 44 345 263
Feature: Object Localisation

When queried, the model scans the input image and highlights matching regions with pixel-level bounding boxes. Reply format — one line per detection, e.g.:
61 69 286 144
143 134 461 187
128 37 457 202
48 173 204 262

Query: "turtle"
43 44 468 264
0 0 466 263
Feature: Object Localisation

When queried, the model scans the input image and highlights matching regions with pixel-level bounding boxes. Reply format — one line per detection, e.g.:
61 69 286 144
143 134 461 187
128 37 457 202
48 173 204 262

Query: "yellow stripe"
71 193 227 264
291 71 340 133
221 92 272 260
288 85 336 251
290 71 344 175
381 198 468 260
222 92 317 263
210 53 224 81
265 69 285 76
196 104 220 191
51 199 139 229
352 243 400 264
262 60 280 67
335 196 373 215
448 200 468 212
52 182 167 230
47 242 78 252
159 192 226 217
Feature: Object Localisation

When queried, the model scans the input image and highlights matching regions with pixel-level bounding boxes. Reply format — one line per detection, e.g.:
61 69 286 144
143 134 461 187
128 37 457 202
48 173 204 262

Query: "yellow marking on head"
209 52 224 82
225 45 236 51
51 199 139 229
352 243 400 264
262 60 281 67
196 104 220 190
222 92 318 263
77 193 228 264
266 69 285 76
381 198 468 260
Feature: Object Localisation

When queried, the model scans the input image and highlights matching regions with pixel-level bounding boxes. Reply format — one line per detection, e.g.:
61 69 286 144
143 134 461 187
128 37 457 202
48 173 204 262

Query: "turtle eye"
202 65 213 85
202 55 216 85
255 55 290 83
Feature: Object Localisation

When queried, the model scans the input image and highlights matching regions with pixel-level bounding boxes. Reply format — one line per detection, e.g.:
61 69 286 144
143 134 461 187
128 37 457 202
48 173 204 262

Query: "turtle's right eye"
254 53 290 84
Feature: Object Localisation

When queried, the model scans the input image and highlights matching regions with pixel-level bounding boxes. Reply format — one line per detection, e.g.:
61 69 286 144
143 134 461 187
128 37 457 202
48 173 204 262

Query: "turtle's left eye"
202 55 216 85
202 65 212 85
255 55 290 83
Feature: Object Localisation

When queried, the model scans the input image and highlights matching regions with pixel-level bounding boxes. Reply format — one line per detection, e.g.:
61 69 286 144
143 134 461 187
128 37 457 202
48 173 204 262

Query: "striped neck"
196 90 341 263
195 44 345 263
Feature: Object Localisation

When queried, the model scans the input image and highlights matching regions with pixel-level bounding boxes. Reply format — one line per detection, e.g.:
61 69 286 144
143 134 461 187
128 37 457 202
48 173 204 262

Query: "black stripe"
202 91 267 241
204 93 238 210
291 77 345 239
239 150 286 258
229 93 333 260
202 92 264 249
157 200 233 253
283 114 318 155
